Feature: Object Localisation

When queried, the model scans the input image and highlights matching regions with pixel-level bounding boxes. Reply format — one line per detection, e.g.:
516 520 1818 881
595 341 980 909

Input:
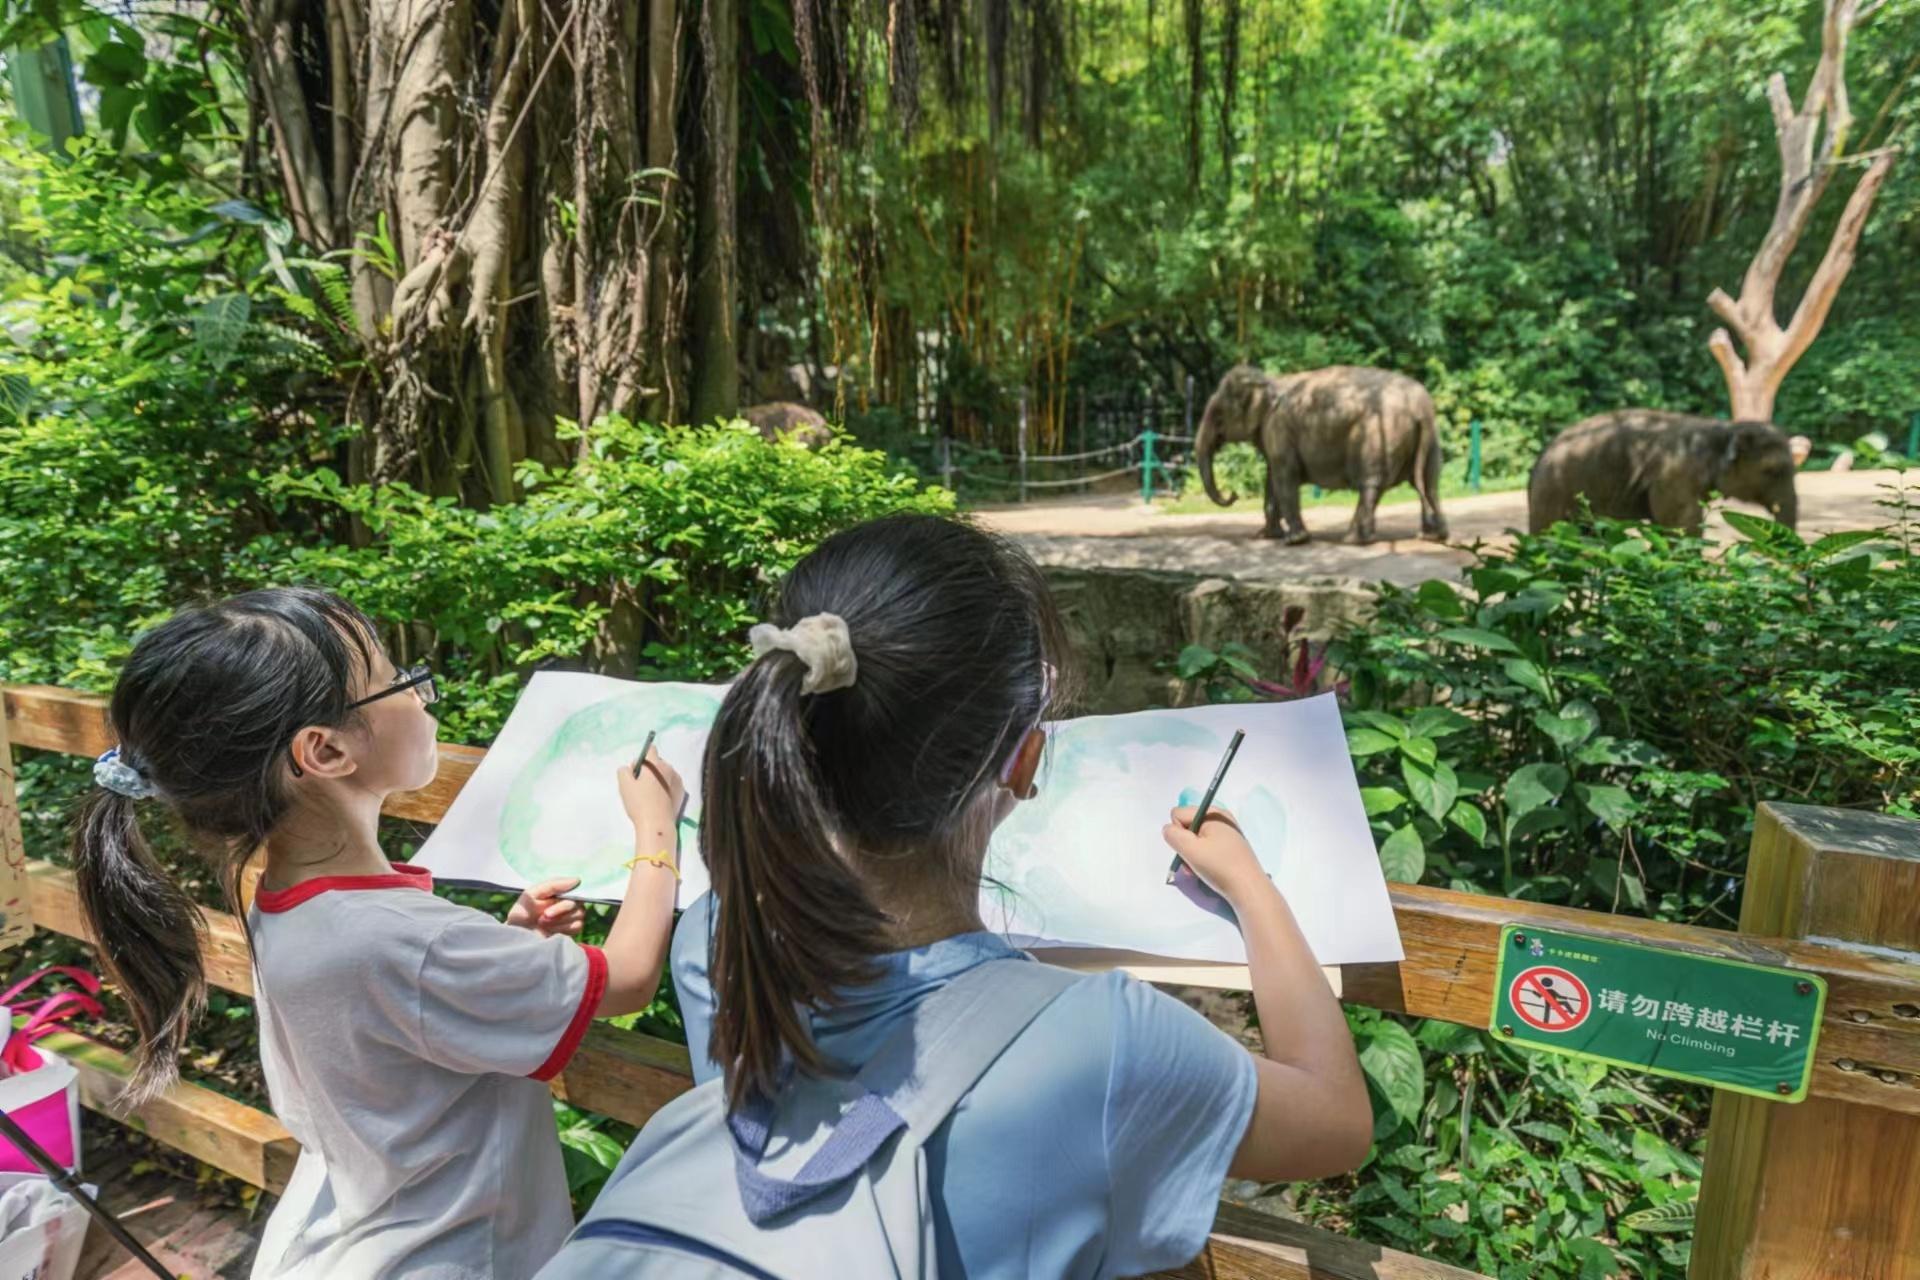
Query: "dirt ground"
976 469 1908 587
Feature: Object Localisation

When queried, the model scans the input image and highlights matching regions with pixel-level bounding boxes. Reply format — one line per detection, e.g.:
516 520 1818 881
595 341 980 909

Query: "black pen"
632 730 656 778
1166 729 1246 884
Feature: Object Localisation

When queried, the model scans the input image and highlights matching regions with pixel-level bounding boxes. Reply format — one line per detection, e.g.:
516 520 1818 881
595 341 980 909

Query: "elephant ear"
1246 379 1277 436
1716 428 1749 478
1719 423 1776 475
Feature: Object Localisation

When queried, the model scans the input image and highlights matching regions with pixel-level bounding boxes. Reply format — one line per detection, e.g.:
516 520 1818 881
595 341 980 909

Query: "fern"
253 320 331 371
191 292 251 369
316 264 354 332
282 257 357 334
277 291 322 324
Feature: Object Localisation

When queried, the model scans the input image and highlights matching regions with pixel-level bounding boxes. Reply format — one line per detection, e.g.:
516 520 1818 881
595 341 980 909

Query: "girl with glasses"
71 586 685 1279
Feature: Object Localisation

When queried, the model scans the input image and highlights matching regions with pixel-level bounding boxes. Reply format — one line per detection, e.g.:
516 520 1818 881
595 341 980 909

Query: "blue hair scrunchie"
94 747 159 800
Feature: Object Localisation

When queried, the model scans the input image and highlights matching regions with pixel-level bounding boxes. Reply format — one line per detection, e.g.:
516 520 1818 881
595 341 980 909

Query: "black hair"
71 587 376 1104
701 513 1068 1107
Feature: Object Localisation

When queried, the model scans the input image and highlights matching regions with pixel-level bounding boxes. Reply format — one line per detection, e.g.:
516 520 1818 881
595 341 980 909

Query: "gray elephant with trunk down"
1195 365 1447 545
1527 410 1797 535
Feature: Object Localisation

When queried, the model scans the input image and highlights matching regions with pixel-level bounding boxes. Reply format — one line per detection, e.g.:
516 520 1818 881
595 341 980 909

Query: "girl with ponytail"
667 514 1372 1276
73 587 684 1280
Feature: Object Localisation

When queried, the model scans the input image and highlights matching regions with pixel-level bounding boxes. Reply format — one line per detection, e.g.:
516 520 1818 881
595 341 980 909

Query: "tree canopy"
2 0 1914 485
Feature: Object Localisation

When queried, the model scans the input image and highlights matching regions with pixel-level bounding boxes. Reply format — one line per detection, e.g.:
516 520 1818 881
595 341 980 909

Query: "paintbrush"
632 729 656 778
1166 729 1246 884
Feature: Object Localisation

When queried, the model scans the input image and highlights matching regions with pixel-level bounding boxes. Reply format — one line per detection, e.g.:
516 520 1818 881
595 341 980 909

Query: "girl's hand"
509 877 586 938
617 748 686 830
1162 806 1269 904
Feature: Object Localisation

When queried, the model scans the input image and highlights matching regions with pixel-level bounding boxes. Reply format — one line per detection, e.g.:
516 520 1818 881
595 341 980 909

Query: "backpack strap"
856 957 1080 1139
727 957 1077 1224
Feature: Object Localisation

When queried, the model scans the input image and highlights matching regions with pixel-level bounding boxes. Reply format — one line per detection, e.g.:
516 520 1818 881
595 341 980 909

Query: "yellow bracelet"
624 850 680 880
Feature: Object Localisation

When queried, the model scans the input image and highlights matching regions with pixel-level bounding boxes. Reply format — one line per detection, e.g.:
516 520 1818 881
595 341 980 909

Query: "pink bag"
0 1042 81 1176
0 968 103 1176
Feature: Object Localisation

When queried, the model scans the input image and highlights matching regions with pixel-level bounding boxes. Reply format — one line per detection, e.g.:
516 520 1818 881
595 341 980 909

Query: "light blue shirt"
672 893 1258 1278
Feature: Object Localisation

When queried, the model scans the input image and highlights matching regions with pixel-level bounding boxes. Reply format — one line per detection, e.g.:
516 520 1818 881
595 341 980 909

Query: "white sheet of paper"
984 696 1402 964
414 675 1403 966
417 672 727 903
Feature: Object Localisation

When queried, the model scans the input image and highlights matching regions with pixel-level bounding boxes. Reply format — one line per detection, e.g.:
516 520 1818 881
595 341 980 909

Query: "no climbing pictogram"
1509 965 1591 1033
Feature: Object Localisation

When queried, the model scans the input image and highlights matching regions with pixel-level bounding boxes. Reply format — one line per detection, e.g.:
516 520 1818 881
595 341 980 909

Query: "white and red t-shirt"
246 863 606 1280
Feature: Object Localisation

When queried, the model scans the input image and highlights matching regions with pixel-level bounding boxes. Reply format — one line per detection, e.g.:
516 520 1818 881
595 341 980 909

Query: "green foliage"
1171 639 1263 704
555 1101 634 1213
819 0 1920 470
252 421 950 742
1189 499 1918 1273
0 134 331 691
1332 1009 1701 1278
1329 497 1920 917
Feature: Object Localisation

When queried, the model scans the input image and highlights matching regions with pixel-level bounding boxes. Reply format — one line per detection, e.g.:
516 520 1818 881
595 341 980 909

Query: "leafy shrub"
1183 501 1918 1274
252 419 952 742
0 135 328 689
1331 494 1919 915
1319 1009 1701 1279
1 138 950 738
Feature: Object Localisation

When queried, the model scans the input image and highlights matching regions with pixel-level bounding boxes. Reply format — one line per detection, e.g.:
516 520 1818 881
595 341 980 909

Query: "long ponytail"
71 788 209 1105
703 654 892 1107
701 514 1066 1108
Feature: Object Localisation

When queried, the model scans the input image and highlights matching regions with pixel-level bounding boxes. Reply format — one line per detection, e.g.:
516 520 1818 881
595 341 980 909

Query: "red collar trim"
254 862 434 913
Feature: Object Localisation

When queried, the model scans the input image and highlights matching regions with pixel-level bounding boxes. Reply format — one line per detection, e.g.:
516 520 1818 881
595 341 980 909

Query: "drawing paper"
415 673 1402 965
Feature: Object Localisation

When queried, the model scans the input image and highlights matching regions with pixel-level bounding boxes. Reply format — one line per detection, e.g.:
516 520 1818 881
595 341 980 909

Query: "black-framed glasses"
349 664 439 709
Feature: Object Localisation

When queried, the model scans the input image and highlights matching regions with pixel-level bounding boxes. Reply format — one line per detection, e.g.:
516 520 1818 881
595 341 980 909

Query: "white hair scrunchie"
749 613 858 695
94 746 160 800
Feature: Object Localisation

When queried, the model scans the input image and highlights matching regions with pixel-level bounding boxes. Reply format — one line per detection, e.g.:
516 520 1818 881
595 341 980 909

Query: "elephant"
741 401 832 449
1195 364 1447 545
1527 411 1797 534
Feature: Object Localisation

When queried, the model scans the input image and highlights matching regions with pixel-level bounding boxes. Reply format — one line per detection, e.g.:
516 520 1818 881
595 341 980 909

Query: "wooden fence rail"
6 682 1920 1278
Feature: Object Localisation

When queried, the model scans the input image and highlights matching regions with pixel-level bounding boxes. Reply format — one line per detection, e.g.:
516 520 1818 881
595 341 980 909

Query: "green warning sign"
1491 926 1826 1102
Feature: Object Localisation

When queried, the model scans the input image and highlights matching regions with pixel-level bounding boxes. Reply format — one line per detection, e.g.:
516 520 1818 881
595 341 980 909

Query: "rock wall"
1042 567 1380 713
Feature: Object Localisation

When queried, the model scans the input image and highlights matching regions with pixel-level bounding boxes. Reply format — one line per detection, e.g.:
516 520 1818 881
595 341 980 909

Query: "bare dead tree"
1706 0 1899 422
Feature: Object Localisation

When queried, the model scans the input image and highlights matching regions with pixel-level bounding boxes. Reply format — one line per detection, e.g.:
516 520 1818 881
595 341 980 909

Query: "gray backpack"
536 958 1079 1280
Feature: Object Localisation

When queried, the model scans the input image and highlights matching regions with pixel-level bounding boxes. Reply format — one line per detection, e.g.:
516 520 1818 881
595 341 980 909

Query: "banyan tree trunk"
243 0 733 502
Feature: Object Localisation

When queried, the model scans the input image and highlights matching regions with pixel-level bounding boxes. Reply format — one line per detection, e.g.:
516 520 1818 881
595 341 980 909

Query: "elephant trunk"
1772 490 1797 529
1196 408 1234 506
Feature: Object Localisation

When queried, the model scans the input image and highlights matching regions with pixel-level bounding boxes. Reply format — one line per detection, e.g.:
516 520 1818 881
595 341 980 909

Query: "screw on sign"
1509 965 1591 1033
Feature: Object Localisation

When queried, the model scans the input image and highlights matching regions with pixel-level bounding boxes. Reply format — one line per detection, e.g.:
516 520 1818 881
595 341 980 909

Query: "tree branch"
1708 329 1747 386
1778 147 1897 372
1706 287 1753 341
1767 72 1795 137
1705 0 1890 421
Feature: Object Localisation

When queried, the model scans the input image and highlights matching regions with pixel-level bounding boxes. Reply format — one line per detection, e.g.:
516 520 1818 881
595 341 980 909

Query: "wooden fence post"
0 708 38 951
1692 803 1920 1278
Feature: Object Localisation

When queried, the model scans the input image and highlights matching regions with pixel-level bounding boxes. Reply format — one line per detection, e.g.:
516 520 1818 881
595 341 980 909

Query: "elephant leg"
1261 465 1285 538
1417 448 1448 542
1344 482 1382 544
1274 471 1312 543
1258 461 1310 543
1649 484 1705 536
1282 485 1310 544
